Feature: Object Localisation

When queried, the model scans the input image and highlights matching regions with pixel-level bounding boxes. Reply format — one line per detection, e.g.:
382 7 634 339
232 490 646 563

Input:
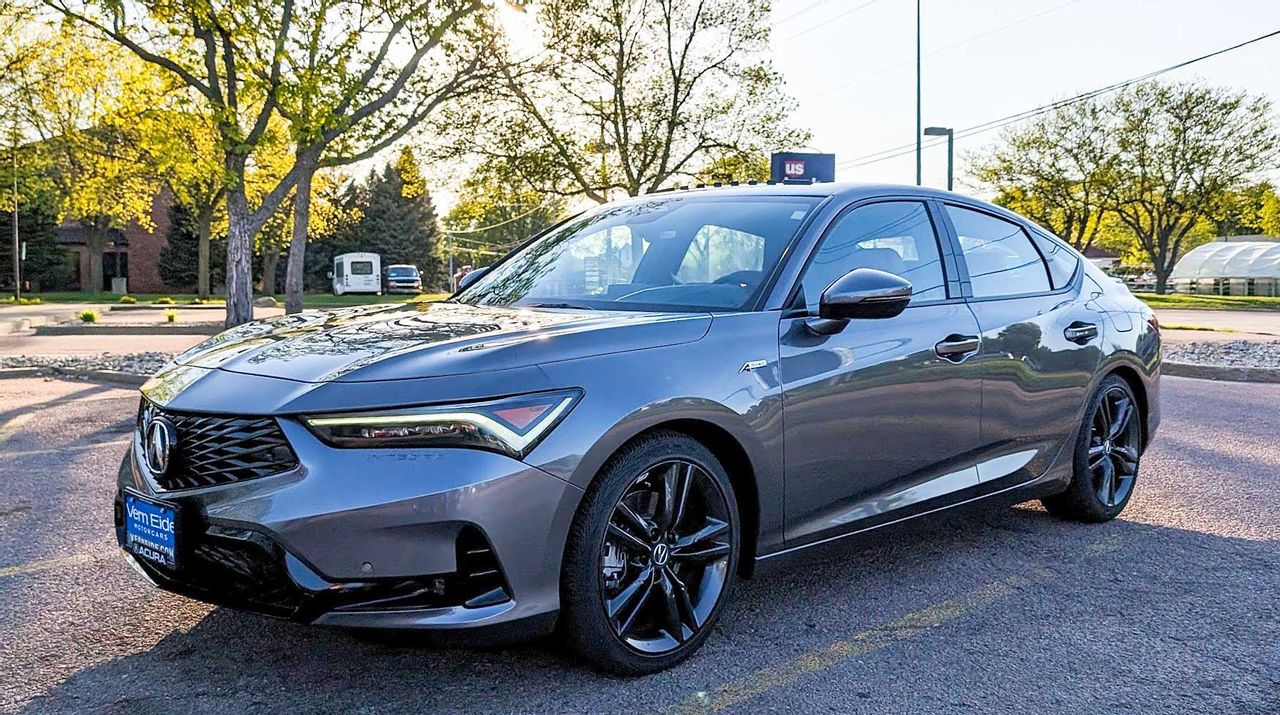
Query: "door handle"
935 334 980 360
1064 321 1099 344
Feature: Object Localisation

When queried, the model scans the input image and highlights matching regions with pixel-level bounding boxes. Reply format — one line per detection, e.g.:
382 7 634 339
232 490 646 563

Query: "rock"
253 296 279 308
1 352 175 376
1164 340 1280 369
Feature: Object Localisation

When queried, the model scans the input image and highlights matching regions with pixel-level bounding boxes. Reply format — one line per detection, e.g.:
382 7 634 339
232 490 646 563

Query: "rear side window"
351 261 374 276
800 201 948 308
1029 230 1080 289
946 205 1050 298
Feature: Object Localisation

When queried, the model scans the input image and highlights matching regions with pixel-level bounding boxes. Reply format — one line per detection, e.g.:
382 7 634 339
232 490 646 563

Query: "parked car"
385 264 423 294
117 184 1160 674
330 252 381 295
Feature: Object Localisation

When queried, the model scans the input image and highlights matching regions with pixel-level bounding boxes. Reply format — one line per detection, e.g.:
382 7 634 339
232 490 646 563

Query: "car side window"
1029 229 1080 289
798 201 947 310
946 205 1051 298
677 225 765 284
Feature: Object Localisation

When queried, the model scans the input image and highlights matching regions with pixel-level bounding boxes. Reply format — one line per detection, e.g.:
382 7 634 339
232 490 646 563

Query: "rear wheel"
1043 375 1143 522
561 432 739 675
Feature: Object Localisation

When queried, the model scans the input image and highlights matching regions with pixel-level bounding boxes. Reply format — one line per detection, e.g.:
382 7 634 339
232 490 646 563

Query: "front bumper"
115 417 583 636
385 282 422 294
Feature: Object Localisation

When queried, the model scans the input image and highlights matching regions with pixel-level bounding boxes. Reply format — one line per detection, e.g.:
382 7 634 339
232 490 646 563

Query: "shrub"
118 295 137 304
190 297 206 305
163 309 178 324
153 296 176 305
79 310 99 323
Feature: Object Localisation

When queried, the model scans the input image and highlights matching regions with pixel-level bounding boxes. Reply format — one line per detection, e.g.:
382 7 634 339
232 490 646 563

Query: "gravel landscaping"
0 352 174 376
1164 340 1280 369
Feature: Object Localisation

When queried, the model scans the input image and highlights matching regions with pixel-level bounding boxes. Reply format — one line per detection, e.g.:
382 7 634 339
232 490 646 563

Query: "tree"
1211 183 1277 238
451 0 807 202
1099 82 1280 293
444 160 567 273
47 0 495 325
355 150 443 284
1263 191 1280 239
968 99 1112 252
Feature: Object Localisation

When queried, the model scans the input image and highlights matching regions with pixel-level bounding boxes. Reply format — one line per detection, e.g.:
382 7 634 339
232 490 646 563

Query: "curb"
110 304 225 311
1163 361 1280 384
33 324 218 336
0 367 148 386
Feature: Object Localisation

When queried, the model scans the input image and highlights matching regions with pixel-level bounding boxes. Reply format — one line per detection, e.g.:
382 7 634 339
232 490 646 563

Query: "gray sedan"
115 183 1159 674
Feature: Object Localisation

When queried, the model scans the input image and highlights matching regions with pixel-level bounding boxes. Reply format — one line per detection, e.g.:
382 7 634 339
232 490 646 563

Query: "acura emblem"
145 416 178 476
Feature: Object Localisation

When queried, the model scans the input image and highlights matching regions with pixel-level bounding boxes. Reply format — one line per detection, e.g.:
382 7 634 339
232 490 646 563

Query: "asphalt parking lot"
1 375 1277 714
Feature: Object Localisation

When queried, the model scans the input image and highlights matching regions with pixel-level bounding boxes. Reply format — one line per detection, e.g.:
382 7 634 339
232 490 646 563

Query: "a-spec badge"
739 359 768 373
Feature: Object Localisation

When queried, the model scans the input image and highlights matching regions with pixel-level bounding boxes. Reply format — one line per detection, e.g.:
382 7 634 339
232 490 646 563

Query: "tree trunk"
197 206 213 299
262 249 279 295
86 240 105 293
285 164 315 315
224 187 255 328
1154 270 1169 295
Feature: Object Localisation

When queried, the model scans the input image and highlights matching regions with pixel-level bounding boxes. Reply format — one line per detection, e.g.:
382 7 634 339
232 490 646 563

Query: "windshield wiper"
527 302 597 310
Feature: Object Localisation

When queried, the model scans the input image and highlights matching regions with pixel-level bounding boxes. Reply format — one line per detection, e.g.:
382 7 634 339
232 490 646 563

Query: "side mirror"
326 271 334 279
809 268 912 334
457 267 489 291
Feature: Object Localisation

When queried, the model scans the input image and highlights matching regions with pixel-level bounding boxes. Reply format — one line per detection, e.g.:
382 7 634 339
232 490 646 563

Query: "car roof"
619 181 972 204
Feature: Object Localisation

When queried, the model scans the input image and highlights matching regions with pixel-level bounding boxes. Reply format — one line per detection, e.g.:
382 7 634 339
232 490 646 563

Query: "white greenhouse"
1170 241 1280 296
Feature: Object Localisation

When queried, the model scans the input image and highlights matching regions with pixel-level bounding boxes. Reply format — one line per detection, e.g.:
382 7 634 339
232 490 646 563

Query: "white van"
331 252 382 295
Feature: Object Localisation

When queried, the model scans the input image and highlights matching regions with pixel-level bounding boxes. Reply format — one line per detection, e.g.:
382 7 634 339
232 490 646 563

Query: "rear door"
941 203 1104 484
779 199 985 546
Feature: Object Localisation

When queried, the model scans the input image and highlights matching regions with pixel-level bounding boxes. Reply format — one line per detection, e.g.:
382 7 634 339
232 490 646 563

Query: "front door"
780 200 985 546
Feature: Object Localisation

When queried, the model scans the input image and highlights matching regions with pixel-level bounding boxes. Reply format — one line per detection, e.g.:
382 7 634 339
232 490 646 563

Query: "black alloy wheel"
602 460 733 654
1043 374 1143 522
561 432 740 675
1088 385 1141 507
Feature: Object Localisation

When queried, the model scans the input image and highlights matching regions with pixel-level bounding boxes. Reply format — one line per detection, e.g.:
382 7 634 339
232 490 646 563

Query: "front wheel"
1043 375 1143 522
560 432 740 675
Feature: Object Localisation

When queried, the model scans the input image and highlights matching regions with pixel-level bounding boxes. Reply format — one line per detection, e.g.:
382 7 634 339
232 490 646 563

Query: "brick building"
55 189 172 293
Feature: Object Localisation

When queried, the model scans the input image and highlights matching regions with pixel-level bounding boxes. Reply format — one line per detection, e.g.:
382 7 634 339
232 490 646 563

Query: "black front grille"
140 401 298 491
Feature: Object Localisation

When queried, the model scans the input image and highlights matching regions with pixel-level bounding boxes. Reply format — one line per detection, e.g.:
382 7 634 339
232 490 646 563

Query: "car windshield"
388 267 418 278
455 195 822 312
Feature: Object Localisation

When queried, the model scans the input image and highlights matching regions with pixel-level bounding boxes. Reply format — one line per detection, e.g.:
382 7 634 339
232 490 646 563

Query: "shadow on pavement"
17 503 1280 714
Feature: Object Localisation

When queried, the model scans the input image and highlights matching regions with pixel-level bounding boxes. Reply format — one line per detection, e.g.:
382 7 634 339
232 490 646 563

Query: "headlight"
302 390 581 458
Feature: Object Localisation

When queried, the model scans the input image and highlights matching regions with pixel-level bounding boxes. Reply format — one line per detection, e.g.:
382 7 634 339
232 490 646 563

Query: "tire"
1042 374 1143 522
560 431 740 675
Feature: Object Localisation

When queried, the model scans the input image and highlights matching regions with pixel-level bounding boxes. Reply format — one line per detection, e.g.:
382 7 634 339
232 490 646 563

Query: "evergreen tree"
0 201 72 292
359 149 441 285
158 202 225 292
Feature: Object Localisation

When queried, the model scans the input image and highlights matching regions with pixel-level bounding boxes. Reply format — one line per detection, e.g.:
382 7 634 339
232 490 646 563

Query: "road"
1 375 1277 714
1154 308 1280 335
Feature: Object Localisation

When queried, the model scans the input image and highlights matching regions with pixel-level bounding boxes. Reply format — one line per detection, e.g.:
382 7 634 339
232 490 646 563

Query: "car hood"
169 301 712 384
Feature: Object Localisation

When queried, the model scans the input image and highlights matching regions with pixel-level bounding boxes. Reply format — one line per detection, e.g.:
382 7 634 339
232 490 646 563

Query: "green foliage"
78 309 98 323
163 308 178 323
0 296 44 305
118 294 137 304
971 80 1280 292
444 161 567 269
160 203 204 291
152 296 175 305
0 200 74 292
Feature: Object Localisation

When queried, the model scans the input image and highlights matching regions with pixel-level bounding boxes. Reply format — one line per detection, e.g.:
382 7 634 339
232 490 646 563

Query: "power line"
783 0 881 41
774 0 834 25
805 0 1082 100
837 27 1280 170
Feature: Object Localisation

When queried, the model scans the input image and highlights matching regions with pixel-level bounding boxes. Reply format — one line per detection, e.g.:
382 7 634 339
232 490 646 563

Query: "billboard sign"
770 152 835 183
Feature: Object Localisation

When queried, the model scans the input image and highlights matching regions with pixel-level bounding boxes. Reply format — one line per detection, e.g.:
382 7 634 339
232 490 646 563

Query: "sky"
769 0 1280 192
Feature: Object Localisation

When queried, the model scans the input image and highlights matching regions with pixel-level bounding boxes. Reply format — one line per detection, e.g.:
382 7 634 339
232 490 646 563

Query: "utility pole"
916 0 926 188
448 233 455 292
10 125 18 301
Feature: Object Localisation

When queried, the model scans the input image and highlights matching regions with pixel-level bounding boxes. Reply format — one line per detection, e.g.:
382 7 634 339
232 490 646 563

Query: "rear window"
1029 230 1080 289
351 261 374 276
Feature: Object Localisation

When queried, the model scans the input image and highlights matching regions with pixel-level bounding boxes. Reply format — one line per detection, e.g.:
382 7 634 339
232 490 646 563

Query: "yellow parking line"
0 552 109 580
0 413 34 445
667 567 1056 714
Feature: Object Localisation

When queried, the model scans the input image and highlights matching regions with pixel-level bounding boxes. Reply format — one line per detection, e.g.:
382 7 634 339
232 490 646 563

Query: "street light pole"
10 125 18 302
915 0 922 186
923 126 954 191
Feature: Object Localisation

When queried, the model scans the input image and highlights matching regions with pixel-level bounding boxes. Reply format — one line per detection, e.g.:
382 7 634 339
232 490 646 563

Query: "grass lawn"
1134 293 1280 311
21 291 449 307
